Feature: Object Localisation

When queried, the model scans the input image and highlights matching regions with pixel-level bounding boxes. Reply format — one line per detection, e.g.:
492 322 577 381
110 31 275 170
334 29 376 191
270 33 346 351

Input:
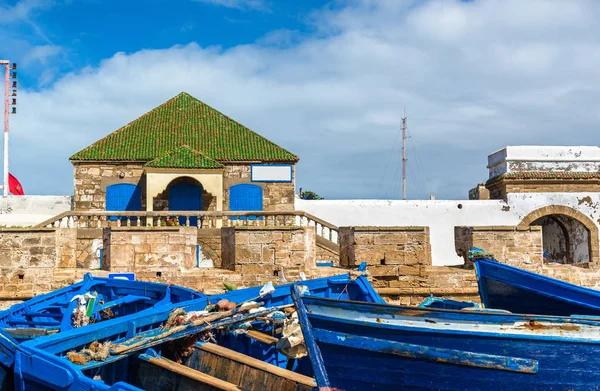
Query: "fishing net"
66 341 113 364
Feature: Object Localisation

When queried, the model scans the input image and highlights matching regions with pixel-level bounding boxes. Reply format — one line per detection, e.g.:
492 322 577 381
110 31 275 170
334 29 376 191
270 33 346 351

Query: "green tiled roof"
70 92 299 163
487 171 600 185
145 145 224 169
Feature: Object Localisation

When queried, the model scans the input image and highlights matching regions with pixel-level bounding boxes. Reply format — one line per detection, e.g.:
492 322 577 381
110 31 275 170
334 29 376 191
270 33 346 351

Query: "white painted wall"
0 196 72 227
298 192 600 266
488 146 600 177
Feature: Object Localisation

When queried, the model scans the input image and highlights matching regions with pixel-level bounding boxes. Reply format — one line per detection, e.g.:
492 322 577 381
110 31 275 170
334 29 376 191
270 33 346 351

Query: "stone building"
70 92 298 219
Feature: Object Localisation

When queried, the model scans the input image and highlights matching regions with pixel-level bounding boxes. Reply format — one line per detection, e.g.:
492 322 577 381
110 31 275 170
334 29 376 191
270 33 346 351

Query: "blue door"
106 184 141 220
169 183 203 226
230 184 263 220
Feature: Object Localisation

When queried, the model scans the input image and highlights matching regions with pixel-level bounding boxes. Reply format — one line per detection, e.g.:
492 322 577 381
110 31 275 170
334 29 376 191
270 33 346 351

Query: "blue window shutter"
106 184 141 211
230 184 263 220
106 184 141 221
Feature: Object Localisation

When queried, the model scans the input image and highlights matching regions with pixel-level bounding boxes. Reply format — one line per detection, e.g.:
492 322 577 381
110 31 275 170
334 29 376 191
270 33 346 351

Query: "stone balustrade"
35 210 340 245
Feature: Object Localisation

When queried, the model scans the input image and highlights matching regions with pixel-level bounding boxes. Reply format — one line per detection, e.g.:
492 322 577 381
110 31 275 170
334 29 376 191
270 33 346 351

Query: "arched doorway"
168 177 203 226
519 206 599 264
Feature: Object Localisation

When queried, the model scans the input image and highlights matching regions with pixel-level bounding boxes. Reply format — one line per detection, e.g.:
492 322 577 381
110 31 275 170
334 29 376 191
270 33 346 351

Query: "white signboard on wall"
251 165 292 182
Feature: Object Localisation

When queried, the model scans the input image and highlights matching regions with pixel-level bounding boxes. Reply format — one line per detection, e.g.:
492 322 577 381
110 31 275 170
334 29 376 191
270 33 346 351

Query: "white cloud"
22 44 62 65
0 0 53 24
192 0 268 11
11 0 600 199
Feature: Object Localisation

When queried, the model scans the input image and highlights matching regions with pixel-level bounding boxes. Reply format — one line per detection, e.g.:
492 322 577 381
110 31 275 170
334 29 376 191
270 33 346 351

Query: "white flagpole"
1 60 8 197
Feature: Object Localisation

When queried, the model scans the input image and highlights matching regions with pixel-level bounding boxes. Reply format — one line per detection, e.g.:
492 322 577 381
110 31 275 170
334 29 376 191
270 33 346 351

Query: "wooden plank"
246 330 278 346
111 303 261 355
198 343 316 388
143 355 242 391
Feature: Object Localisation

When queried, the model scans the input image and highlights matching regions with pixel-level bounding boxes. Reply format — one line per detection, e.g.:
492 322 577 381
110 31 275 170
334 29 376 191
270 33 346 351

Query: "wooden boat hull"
299 296 600 391
476 258 600 316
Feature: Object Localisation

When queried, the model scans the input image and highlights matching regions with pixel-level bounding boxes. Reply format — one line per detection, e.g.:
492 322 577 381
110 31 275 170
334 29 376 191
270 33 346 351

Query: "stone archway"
518 205 599 264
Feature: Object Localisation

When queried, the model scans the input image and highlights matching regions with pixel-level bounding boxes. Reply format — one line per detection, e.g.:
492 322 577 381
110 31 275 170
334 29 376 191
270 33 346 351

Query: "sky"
1 0 600 200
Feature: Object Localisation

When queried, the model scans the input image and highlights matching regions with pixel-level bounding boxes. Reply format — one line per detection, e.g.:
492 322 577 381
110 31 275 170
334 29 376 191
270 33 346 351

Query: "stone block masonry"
73 162 145 210
0 228 80 301
339 226 431 268
104 227 196 273
454 226 543 267
234 226 316 283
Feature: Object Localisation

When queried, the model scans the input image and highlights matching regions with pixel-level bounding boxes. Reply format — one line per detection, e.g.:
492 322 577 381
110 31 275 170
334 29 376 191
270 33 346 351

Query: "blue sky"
2 0 600 199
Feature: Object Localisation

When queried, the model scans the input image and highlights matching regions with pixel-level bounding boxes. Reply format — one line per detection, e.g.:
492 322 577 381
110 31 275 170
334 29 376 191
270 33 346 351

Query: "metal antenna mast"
401 113 407 200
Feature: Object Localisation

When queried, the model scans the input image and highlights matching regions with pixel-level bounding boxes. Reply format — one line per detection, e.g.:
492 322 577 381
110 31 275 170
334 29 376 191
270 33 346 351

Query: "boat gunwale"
302 296 600 344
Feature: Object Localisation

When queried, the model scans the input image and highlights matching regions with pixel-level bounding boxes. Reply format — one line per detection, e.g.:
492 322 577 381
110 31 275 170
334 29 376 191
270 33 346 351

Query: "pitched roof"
145 145 224 169
70 92 299 163
487 171 600 185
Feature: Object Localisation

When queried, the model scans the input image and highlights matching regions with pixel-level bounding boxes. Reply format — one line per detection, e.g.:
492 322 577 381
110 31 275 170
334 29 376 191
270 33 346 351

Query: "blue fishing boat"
14 273 383 391
476 257 600 316
293 289 600 391
0 274 203 390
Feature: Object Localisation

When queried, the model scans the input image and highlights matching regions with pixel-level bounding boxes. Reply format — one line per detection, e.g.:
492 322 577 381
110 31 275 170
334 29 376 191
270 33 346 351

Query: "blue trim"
250 164 293 183
195 244 200 268
107 273 136 281
316 262 334 267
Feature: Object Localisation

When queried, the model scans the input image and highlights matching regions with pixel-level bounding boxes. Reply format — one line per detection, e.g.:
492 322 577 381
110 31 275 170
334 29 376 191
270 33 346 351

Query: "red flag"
8 173 24 195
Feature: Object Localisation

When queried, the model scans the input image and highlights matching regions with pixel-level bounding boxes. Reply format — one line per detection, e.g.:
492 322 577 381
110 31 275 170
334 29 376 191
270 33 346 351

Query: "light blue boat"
0 273 203 390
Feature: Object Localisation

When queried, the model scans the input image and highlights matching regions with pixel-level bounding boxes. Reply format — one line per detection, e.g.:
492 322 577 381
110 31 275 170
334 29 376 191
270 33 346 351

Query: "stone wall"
3 222 600 309
104 227 196 273
0 228 78 301
73 162 145 210
197 229 222 268
223 165 295 212
75 229 103 269
233 226 315 283
339 226 431 269
455 226 543 267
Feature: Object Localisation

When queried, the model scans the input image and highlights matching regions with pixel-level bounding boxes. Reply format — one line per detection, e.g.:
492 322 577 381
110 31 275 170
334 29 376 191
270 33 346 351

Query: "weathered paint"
301 295 600 391
313 328 538 374
488 146 600 178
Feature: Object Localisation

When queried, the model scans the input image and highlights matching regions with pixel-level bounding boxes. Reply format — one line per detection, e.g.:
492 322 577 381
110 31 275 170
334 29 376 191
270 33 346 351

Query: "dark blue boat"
0 274 203 391
294 290 600 391
14 273 383 391
476 257 600 316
